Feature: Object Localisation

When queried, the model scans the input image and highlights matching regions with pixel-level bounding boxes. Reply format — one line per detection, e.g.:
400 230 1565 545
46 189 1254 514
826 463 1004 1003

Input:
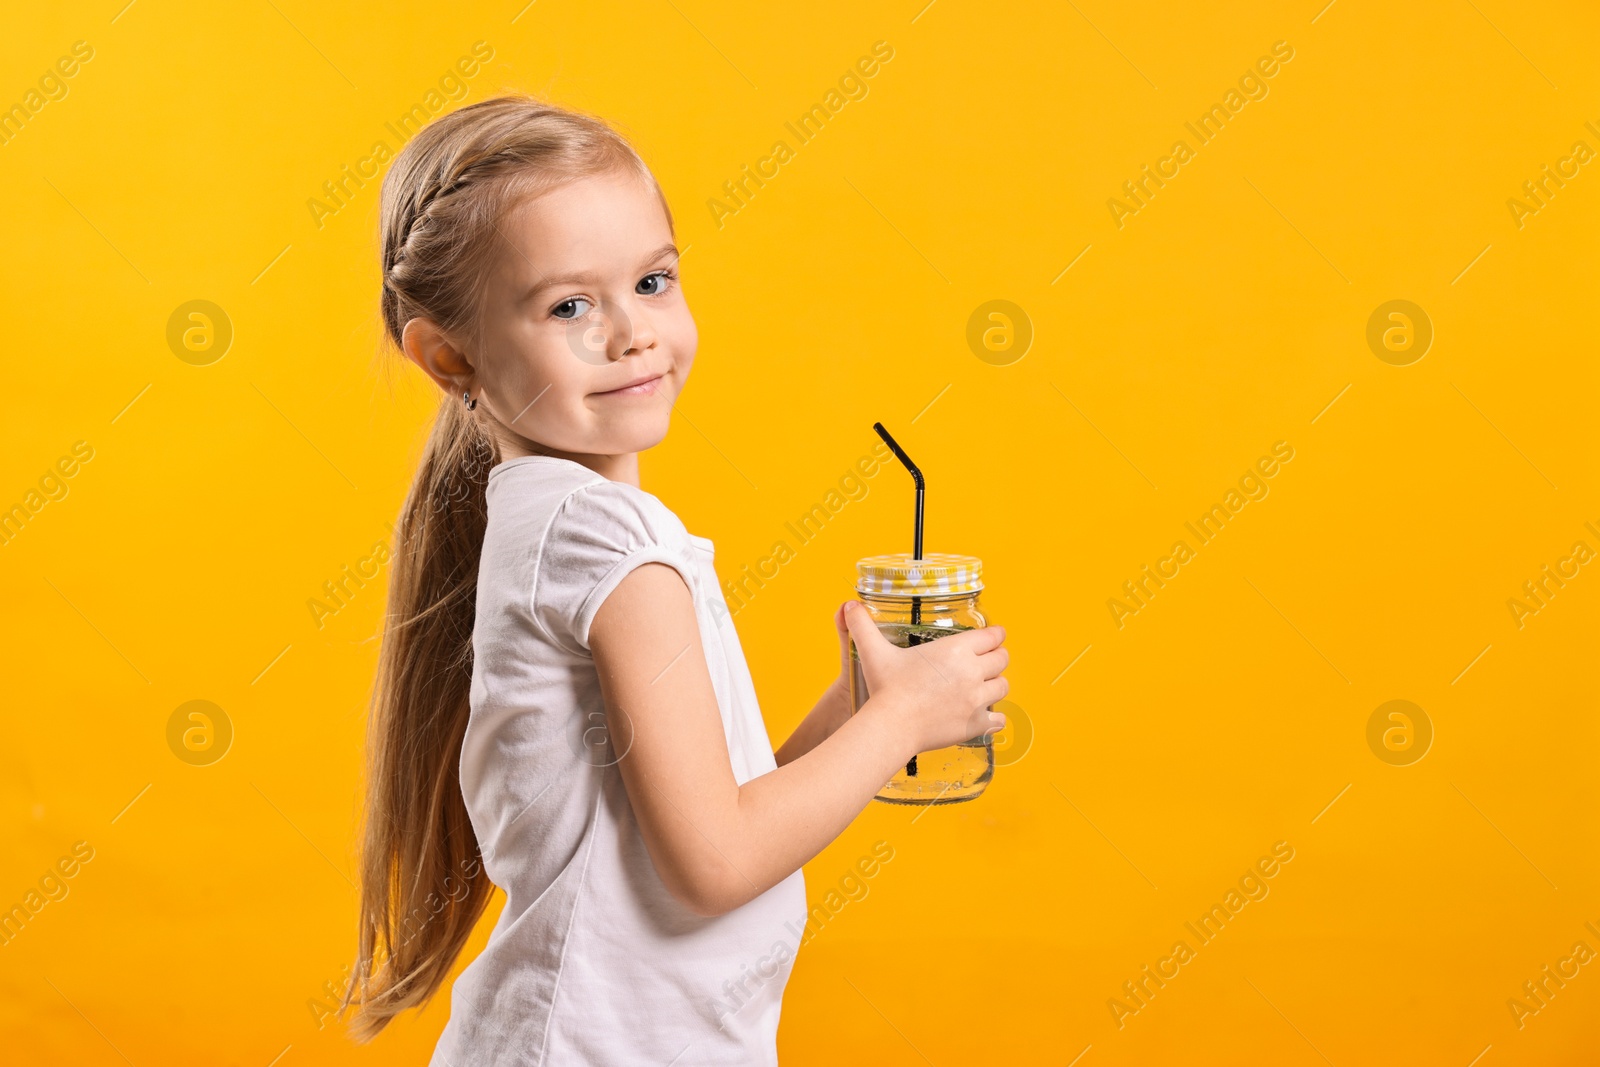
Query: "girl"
345 95 1010 1065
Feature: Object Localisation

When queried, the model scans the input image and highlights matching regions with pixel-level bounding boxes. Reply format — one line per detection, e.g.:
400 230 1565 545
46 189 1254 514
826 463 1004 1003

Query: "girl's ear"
402 316 476 393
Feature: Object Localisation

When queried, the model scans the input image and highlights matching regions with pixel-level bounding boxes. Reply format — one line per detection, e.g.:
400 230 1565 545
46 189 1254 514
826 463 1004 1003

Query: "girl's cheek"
674 317 699 359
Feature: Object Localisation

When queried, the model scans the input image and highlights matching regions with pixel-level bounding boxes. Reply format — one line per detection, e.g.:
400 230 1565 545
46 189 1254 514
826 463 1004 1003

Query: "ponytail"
344 397 497 1040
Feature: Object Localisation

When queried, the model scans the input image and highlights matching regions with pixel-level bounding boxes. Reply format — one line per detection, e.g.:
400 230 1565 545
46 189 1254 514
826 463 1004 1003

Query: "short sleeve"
531 479 696 654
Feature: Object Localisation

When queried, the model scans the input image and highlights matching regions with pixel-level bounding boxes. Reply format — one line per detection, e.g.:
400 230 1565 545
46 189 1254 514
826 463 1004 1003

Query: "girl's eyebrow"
519 243 680 304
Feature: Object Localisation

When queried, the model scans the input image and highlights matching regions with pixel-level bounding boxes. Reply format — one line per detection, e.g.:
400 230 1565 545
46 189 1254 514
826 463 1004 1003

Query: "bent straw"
872 421 923 778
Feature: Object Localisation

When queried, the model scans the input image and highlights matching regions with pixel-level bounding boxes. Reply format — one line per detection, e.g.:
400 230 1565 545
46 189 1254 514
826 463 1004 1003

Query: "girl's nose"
613 299 658 359
565 300 647 366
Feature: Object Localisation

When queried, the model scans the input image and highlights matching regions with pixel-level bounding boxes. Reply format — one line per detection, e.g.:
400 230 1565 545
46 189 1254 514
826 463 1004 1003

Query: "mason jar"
847 553 992 805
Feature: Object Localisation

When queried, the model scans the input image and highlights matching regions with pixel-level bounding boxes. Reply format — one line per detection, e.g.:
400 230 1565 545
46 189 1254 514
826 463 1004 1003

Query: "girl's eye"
637 269 677 296
551 296 593 321
550 270 675 320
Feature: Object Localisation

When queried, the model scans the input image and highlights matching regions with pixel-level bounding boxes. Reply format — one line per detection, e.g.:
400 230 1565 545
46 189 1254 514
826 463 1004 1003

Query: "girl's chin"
595 414 673 454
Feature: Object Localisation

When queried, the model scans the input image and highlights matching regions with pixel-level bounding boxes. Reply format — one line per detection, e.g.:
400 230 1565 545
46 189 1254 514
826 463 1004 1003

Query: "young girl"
345 95 1010 1065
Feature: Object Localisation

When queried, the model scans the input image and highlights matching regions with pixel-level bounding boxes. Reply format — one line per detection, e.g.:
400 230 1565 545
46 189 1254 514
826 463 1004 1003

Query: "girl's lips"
593 373 663 397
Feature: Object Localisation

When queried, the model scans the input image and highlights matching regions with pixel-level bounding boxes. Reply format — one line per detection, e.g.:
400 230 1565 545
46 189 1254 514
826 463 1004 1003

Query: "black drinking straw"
872 422 923 778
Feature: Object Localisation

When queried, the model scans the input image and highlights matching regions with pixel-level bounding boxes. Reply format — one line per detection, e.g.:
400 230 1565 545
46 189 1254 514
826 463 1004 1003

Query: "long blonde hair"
345 94 671 1041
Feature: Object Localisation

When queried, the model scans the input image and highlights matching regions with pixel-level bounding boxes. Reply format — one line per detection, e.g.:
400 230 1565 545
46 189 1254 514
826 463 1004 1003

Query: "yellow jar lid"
855 553 983 596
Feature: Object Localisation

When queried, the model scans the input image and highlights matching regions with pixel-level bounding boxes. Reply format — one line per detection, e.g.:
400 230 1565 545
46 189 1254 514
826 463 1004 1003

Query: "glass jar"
847 553 992 805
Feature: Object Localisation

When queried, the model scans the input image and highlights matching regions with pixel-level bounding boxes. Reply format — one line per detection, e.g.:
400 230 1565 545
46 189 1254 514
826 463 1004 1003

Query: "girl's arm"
591 561 1002 918
773 603 854 768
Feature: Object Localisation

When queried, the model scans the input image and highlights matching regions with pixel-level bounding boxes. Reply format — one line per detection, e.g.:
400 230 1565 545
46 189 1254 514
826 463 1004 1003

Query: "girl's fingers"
980 676 1010 706
960 625 1005 653
976 646 1009 678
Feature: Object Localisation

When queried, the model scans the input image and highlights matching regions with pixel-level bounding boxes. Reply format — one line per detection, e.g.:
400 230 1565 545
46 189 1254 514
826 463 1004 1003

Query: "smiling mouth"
593 373 664 397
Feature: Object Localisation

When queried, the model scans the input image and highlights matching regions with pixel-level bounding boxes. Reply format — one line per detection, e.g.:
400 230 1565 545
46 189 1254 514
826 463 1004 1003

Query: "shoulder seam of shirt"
526 476 685 650
525 474 611 652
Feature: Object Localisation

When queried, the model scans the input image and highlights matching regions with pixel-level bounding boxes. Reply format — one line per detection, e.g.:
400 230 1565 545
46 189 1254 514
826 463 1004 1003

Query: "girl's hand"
843 600 1008 755
814 601 856 727
830 600 853 696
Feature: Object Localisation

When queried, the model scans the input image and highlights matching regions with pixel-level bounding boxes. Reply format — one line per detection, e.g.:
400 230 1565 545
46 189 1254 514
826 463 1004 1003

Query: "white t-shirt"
431 454 809 1067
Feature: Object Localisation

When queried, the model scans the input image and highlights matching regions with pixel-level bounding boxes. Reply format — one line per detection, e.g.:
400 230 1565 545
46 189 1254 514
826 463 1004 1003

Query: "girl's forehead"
492 173 674 296
507 170 668 240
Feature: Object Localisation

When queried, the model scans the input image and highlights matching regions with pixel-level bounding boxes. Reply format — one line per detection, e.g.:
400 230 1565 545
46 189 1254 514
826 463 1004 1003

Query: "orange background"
2 1 1596 1064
